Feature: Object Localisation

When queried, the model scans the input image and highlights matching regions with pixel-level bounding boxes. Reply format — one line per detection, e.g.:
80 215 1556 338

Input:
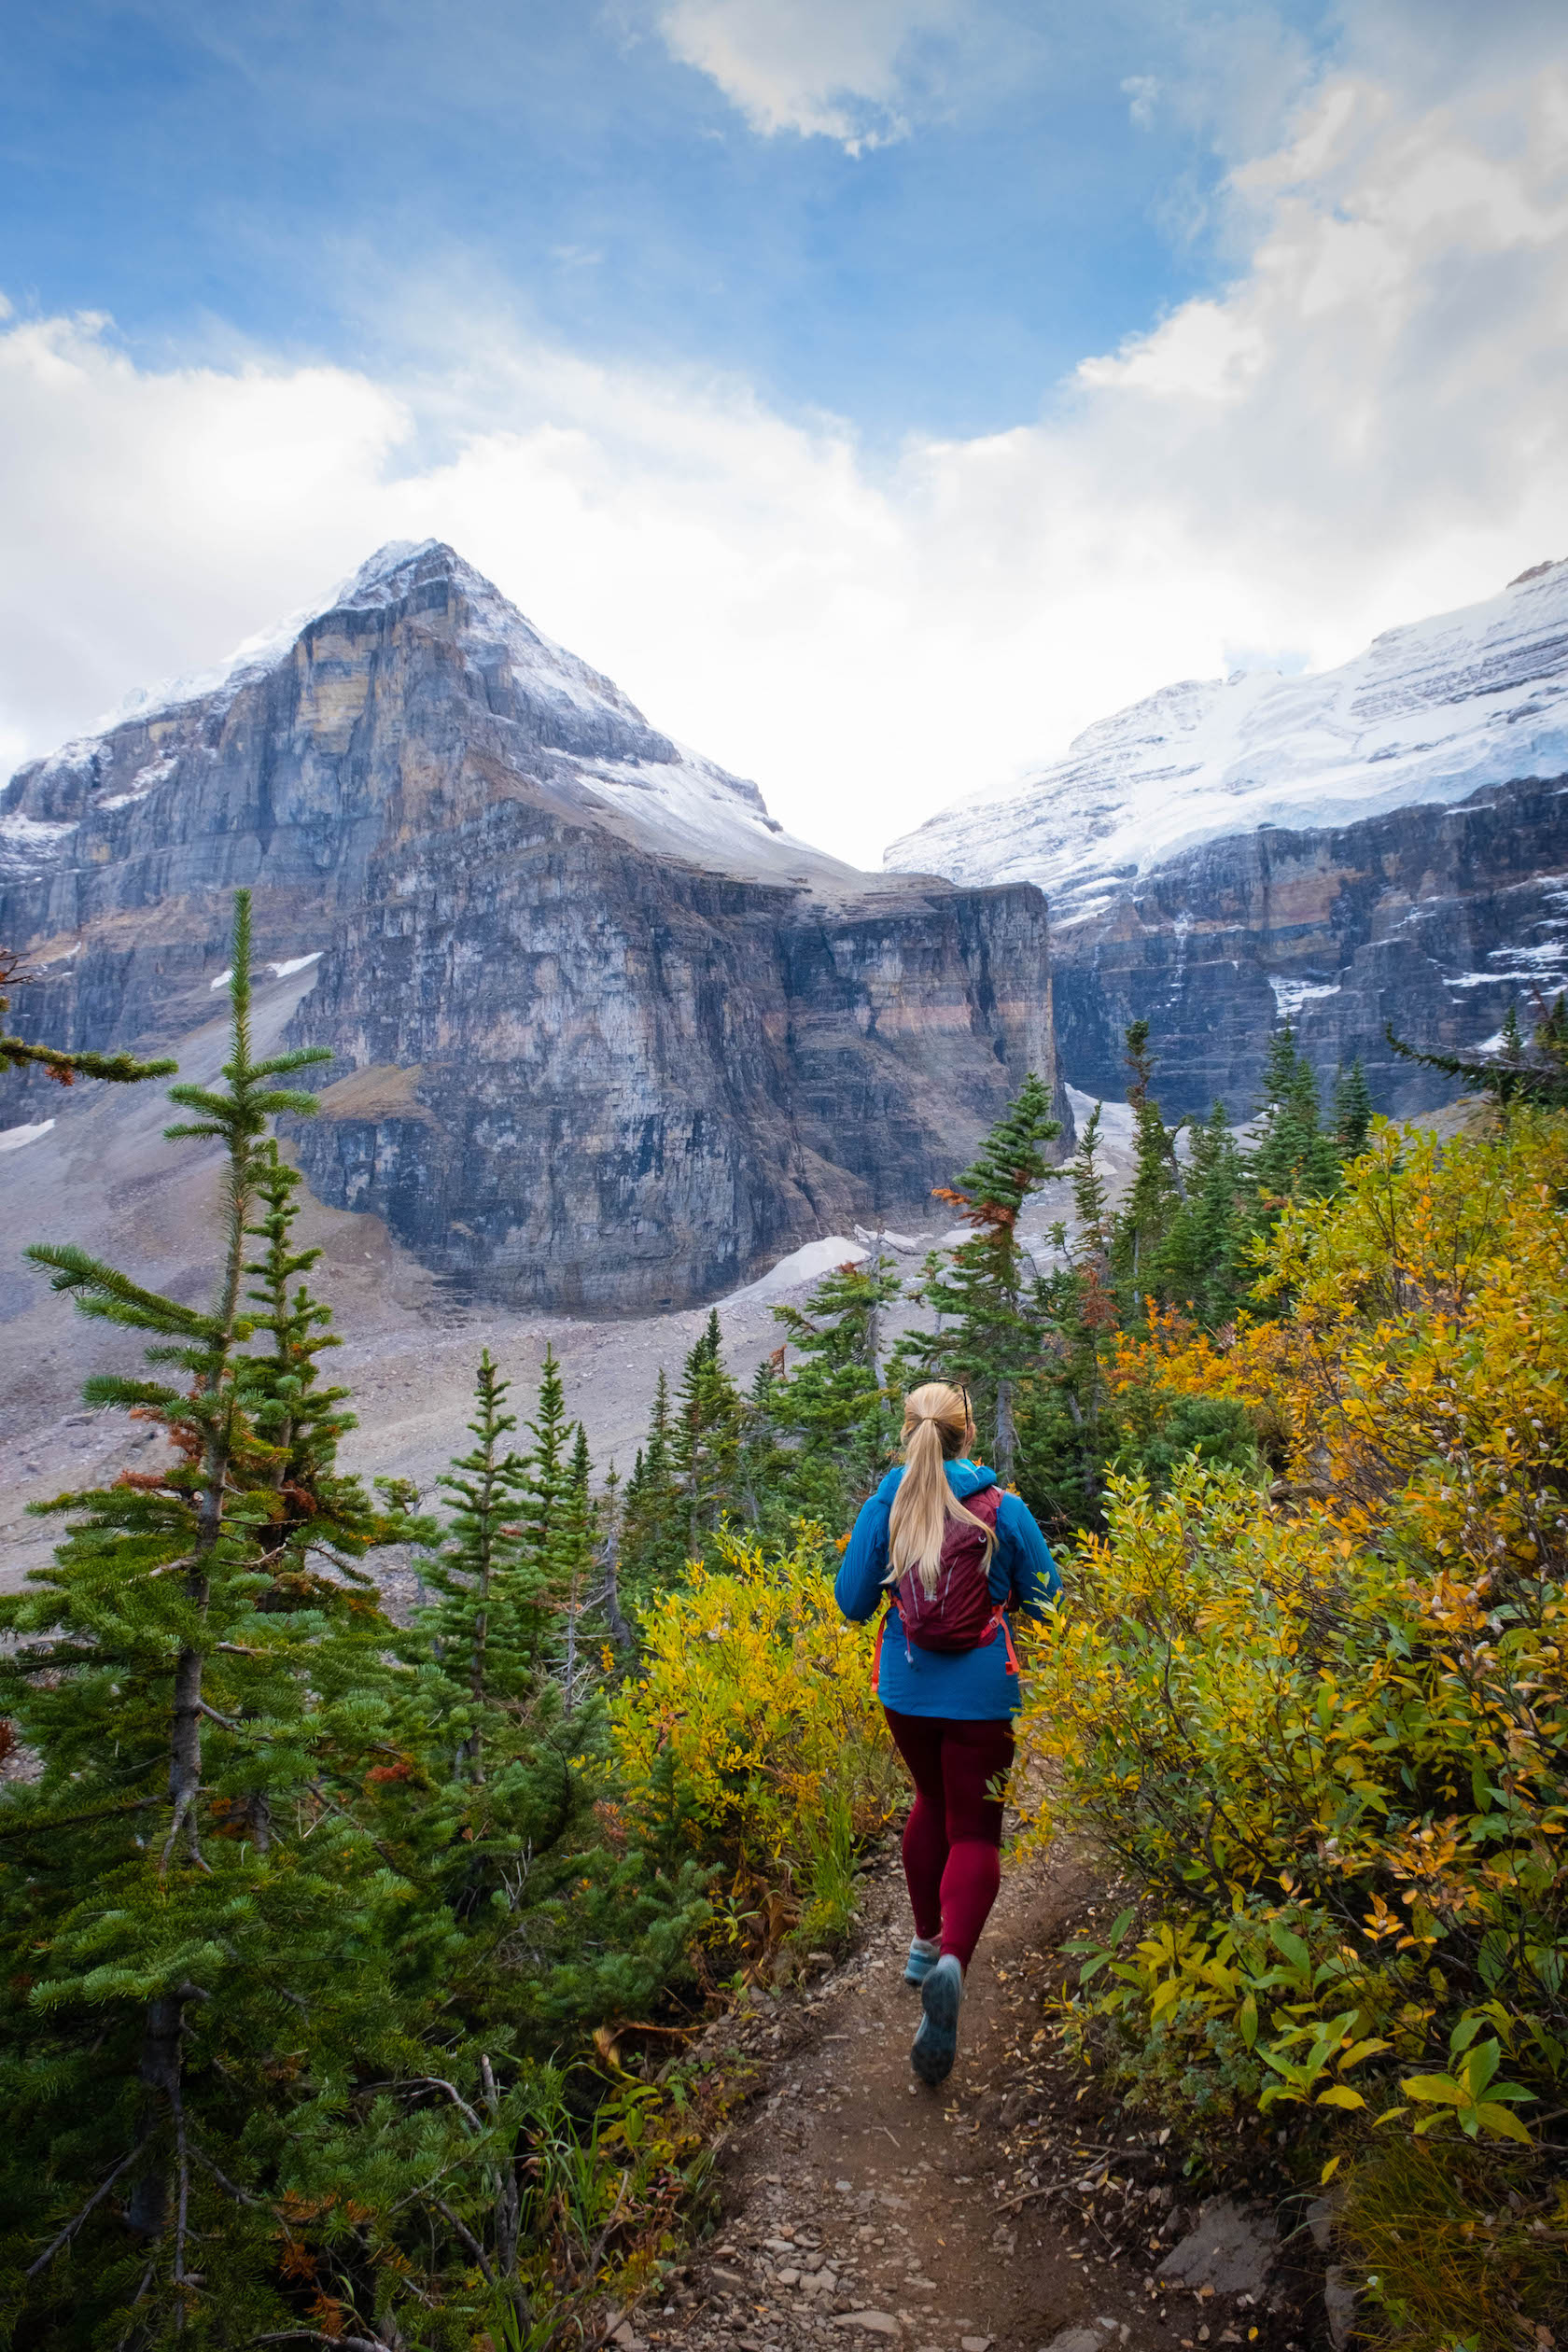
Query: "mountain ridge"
887 560 1568 1115
0 540 1066 1311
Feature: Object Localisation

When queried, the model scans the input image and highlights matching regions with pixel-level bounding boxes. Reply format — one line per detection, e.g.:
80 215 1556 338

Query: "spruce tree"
1332 1057 1374 1159
1388 990 1568 1113
1110 1022 1183 1315
910 1071 1063 1481
1250 1022 1340 1210
416 1351 530 1782
510 1344 581 1669
0 892 470 2343
594 1459 637 1650
1154 1100 1253 1328
1015 1102 1120 1534
558 1423 596 1716
619 1368 687 1605
671 1311 743 1558
771 1251 903 1520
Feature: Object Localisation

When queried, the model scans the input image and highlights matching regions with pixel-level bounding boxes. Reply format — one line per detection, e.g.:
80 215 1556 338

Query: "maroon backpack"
887 1483 1003 1653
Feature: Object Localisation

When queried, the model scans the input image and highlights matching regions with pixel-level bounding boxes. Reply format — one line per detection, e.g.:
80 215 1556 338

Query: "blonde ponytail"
887 1381 996 1597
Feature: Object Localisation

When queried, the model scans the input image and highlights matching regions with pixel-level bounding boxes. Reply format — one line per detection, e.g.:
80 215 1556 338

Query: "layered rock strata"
0 541 1064 1309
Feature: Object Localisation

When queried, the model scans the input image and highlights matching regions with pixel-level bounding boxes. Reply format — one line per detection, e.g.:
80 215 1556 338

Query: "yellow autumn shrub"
1017 1112 1568 2191
609 1521 896 1940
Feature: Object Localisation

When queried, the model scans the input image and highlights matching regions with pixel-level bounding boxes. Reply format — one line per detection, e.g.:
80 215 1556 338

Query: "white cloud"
1122 74 1159 129
654 0 961 148
2 35 1567 870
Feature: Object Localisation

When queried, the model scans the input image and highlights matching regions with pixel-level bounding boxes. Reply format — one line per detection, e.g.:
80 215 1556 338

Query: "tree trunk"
993 1378 1017 1486
598 1538 635 1651
125 1993 184 2236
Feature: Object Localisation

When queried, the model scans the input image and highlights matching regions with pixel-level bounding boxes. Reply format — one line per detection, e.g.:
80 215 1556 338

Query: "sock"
909 1934 940 1958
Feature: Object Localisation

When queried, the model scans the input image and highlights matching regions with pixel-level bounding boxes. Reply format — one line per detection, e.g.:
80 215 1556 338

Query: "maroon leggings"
884 1709 1015 1973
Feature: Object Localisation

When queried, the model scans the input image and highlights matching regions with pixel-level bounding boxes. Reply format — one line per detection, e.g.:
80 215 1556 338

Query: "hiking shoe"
903 1936 941 1987
911 1954 962 2085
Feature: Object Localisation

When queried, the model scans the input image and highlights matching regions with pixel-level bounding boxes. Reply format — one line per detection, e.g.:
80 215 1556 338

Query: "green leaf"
1268 1921 1311 1977
1239 1993 1258 2051
1473 2102 1534 2147
1401 2073 1463 2106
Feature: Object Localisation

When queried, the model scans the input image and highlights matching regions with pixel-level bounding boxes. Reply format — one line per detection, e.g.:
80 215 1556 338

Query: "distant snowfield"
887 559 1568 918
724 1234 868 1305
0 1119 55 1153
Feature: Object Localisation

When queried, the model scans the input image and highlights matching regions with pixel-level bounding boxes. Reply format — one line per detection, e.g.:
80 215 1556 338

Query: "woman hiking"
835 1382 1059 2087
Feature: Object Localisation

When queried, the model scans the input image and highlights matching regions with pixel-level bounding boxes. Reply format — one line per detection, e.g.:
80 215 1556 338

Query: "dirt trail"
630 1841 1304 2352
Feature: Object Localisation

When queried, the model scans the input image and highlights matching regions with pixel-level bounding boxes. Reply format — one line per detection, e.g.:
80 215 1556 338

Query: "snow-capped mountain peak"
885 557 1568 921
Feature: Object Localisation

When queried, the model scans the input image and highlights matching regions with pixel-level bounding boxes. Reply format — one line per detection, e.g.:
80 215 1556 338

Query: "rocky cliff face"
0 541 1064 1309
889 560 1568 1116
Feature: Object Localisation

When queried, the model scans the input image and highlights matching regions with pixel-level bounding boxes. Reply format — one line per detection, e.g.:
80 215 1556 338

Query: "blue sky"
2 0 1325 439
2 0 1566 862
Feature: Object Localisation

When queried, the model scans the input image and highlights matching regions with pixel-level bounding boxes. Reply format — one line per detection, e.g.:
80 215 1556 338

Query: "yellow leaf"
1320 2155 1342 2184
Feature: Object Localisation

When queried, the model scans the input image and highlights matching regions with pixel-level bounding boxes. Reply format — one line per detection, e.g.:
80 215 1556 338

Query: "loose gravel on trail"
622 1841 1321 2352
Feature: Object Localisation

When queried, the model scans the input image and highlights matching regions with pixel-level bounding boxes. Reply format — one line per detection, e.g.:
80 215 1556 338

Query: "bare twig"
27 2138 149 2275
358 2077 483 2132
432 2198 497 2286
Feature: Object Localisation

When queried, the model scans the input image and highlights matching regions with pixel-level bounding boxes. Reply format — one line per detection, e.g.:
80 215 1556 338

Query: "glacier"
885 556 1568 921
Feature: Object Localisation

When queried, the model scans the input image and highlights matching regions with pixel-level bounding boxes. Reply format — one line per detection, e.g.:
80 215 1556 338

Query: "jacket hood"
875 1459 998 1504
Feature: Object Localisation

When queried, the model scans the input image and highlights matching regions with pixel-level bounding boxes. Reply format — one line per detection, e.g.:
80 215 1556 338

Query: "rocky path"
622 1841 1311 2352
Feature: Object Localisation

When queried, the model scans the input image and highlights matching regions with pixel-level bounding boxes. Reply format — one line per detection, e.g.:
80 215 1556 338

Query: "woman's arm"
994 1493 1061 1619
835 1488 895 1622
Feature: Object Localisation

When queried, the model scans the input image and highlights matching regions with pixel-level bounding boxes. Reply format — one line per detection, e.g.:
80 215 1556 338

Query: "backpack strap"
984 1601 1022 1676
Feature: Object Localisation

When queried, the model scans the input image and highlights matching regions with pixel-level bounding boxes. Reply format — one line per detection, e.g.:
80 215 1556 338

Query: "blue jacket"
834 1460 1060 1719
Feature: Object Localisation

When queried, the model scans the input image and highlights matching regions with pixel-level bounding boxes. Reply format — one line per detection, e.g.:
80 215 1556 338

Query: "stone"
960 2338 994 2351
832 2317 899 2338
1306 2197 1337 2253
1156 2199 1278 2297
1323 2264 1359 2351
0 539 1068 1313
1036 2332 1104 2352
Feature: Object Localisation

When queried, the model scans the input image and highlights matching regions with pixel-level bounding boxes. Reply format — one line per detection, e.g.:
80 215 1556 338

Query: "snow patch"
0 812 77 849
98 755 177 812
208 967 233 991
0 1119 55 1152
889 559 1568 912
726 1235 867 1304
268 952 322 981
1268 976 1341 1019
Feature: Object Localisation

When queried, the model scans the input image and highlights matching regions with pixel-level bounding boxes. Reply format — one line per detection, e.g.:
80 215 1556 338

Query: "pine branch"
1 1032 177 1085
25 2136 150 2275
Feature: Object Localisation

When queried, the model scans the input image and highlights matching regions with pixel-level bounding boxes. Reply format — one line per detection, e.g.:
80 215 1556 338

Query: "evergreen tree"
736 1347 795 1538
508 1344 582 1670
1249 1022 1340 1210
595 1459 637 1649
909 1071 1063 1482
1389 990 1568 1113
1110 1022 1183 1315
671 1311 744 1557
619 1368 688 1605
1332 1057 1374 1158
237 1141 408 1594
416 1351 530 1782
558 1423 596 1715
1015 1102 1120 1534
0 892 471 2342
1154 1100 1253 1328
771 1251 903 1522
